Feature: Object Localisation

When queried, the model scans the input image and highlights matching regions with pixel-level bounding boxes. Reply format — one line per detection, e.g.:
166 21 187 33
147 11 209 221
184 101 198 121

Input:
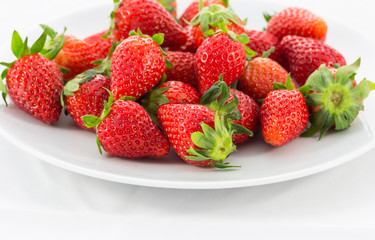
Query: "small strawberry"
0 26 65 124
260 76 310 146
83 91 170 159
158 78 252 167
179 0 227 27
238 52 290 102
280 35 346 86
110 29 169 100
302 59 375 138
107 0 186 48
265 7 327 42
157 0 177 17
165 51 197 88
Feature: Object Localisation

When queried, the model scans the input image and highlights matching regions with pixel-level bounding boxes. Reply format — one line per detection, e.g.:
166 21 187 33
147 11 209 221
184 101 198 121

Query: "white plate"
1 0 375 189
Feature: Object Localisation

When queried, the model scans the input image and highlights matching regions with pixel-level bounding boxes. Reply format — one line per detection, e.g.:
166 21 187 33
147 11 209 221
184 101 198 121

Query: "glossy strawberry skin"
84 30 113 60
281 35 346 86
238 57 289 102
110 35 166 100
6 54 63 123
97 100 170 158
229 89 259 145
260 90 309 146
179 0 226 27
195 33 246 95
65 75 110 131
167 25 197 53
165 51 198 88
157 104 215 167
266 7 327 42
113 0 186 47
160 81 200 104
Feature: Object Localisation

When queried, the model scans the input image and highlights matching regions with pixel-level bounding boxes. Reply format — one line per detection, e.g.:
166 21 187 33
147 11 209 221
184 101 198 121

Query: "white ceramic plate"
1 0 375 189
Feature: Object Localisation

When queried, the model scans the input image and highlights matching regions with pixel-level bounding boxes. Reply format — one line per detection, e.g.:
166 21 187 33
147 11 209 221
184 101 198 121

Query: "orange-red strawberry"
83 91 170 159
64 74 110 131
265 7 327 42
110 30 167 100
179 0 227 27
195 33 246 95
84 30 113 60
0 28 64 124
238 56 290 102
260 77 309 146
280 35 346 86
165 51 197 88
109 0 186 48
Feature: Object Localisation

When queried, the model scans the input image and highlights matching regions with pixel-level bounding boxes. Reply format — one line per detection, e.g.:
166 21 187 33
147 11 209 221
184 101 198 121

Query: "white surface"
1 0 375 239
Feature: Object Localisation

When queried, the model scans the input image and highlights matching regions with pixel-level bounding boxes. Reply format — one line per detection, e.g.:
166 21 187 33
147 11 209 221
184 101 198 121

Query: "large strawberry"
265 7 327 42
302 59 375 138
0 27 64 124
83 91 170 159
280 35 346 86
158 79 252 168
260 76 310 146
107 0 186 48
110 29 168 100
238 53 289 102
165 51 197 88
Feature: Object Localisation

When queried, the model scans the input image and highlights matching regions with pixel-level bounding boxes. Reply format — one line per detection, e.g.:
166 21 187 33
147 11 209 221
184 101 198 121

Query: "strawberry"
83 91 170 159
238 55 289 102
195 32 248 95
110 30 168 100
165 51 197 88
158 78 252 167
179 0 227 27
167 25 197 53
108 0 186 48
84 30 113 61
63 74 110 131
302 59 375 138
265 7 328 42
260 76 310 146
280 35 346 86
157 0 177 17
0 27 64 124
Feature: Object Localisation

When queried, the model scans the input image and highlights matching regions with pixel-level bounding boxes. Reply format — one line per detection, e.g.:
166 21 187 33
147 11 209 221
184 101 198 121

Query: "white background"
1 0 375 239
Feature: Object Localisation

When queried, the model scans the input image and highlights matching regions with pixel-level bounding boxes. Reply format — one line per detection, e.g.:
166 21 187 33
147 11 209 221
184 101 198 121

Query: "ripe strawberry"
84 30 113 60
179 0 227 27
167 25 197 53
195 33 246 95
83 91 170 159
110 30 167 100
238 56 289 102
109 0 186 48
265 7 327 42
0 28 64 124
302 59 375 138
260 77 309 146
165 51 197 88
280 35 346 86
157 0 177 17
63 74 110 131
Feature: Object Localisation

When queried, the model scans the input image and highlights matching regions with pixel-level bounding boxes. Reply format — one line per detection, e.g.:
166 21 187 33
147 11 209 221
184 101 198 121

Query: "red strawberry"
64 74 110 131
157 0 177 17
165 51 198 88
195 33 246 95
179 0 227 28
84 30 113 60
110 30 166 100
265 7 327 42
159 81 200 104
83 92 170 159
110 0 186 47
228 89 259 145
167 25 197 53
238 56 289 102
280 35 346 86
0 28 64 124
260 77 309 146
302 59 375 139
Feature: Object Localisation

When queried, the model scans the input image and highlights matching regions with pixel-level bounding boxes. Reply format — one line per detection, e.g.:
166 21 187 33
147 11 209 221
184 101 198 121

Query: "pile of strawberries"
1 0 374 168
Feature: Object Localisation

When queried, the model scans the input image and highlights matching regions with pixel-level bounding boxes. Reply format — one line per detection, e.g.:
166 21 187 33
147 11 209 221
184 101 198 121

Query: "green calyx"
157 0 176 16
273 74 310 97
40 24 66 61
103 0 121 39
302 58 375 139
186 74 253 168
129 28 173 69
82 89 135 154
